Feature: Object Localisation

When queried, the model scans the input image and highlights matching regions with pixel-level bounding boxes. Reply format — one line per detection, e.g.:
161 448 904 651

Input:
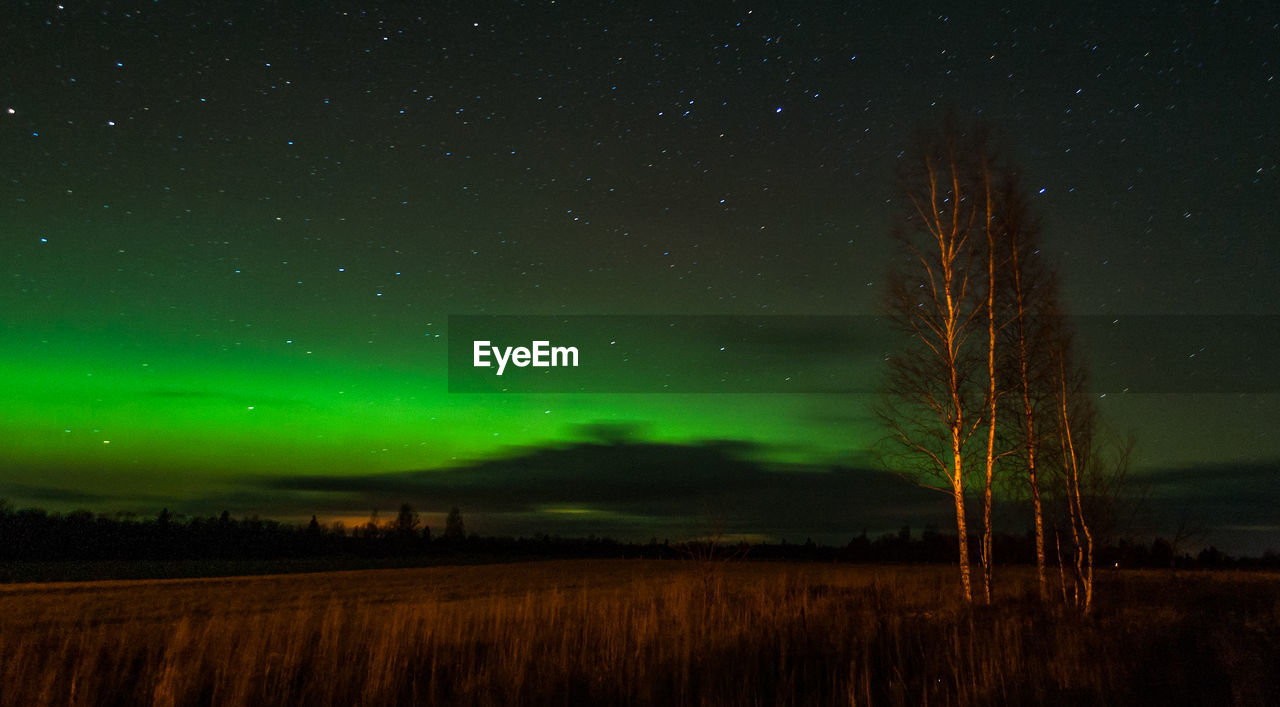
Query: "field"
1 560 1277 706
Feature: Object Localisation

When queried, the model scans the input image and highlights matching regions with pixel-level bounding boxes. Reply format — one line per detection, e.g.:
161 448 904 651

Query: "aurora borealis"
3 3 1278 552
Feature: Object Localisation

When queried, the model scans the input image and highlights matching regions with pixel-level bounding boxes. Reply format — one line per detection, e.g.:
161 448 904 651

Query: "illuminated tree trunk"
1006 190 1048 601
980 162 997 605
1025 360 1047 601
952 460 972 602
882 125 984 605
1056 347 1094 614
933 150 976 605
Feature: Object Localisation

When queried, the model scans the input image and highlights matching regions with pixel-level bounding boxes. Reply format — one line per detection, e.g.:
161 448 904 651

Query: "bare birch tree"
1048 321 1096 613
979 149 1004 605
996 175 1057 601
881 122 990 602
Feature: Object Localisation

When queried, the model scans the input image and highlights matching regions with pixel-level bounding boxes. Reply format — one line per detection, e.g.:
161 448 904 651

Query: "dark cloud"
1137 463 1280 537
1141 462 1280 492
259 439 949 541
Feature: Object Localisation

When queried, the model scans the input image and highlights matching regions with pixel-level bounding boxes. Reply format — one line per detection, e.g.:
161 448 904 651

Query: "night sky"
3 2 1278 553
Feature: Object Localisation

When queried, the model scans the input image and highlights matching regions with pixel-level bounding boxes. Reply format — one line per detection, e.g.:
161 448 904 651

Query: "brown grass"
0 560 1276 706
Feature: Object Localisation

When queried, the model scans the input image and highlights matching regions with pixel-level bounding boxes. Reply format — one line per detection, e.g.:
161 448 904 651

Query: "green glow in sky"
2 321 876 509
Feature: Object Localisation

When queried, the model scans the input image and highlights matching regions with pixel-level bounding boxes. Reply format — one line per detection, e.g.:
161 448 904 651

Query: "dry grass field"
1 559 1277 706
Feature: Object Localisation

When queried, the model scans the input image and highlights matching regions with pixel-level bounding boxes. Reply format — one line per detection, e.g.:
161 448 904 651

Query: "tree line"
0 500 1269 571
0 501 469 562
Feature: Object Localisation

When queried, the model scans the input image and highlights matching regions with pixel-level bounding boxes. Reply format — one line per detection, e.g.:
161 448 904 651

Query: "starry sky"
3 2 1278 552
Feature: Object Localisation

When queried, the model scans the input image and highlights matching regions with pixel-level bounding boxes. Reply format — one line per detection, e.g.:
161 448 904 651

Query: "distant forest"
1 500 1274 575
